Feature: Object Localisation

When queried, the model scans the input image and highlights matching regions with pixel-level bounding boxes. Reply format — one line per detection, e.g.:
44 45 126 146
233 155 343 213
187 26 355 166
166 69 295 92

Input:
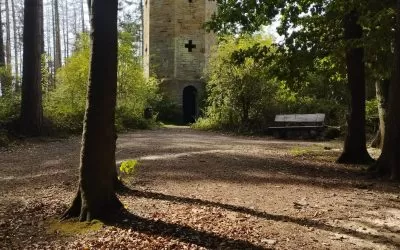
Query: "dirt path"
1 126 400 249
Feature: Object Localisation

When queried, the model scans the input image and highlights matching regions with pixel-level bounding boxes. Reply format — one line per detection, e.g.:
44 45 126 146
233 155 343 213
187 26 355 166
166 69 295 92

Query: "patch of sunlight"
289 145 328 157
289 147 310 156
138 149 237 161
46 218 103 236
367 147 381 159
0 169 70 181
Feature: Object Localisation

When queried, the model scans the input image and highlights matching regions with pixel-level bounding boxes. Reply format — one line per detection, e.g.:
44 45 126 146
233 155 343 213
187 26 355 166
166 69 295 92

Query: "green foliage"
200 35 279 132
41 54 53 96
0 94 20 124
44 32 160 133
0 129 9 147
365 98 379 131
119 159 138 175
152 94 181 124
0 66 14 99
196 35 347 133
44 34 90 132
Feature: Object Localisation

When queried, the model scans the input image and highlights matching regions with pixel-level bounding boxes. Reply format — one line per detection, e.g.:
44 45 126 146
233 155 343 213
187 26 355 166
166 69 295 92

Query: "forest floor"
1 126 400 249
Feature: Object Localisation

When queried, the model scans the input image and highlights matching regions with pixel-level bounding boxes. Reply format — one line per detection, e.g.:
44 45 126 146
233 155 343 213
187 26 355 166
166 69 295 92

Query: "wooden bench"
268 113 326 139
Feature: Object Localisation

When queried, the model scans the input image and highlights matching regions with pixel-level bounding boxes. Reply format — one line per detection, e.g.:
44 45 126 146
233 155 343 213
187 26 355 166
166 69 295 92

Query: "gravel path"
1 126 400 249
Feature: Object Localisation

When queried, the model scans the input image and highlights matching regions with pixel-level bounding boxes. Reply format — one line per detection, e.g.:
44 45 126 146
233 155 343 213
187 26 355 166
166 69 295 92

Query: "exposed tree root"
336 150 375 165
61 189 123 222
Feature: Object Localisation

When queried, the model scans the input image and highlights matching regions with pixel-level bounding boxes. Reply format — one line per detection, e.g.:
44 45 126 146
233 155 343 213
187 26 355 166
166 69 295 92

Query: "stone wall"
144 0 217 123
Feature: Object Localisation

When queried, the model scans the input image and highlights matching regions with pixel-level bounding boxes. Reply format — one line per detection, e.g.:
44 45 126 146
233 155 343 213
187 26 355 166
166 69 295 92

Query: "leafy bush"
153 93 182 124
119 159 138 175
44 33 160 133
0 95 20 124
43 35 90 132
198 35 279 132
196 35 348 133
365 98 379 133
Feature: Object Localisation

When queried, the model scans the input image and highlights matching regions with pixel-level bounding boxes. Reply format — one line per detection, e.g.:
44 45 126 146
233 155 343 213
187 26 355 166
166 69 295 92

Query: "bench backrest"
274 113 325 124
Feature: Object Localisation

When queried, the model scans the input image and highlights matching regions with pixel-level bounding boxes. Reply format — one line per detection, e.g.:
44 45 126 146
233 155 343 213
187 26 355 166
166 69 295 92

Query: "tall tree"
0 0 7 96
81 0 85 32
370 79 389 149
374 0 400 180
20 0 43 136
336 10 373 164
54 0 62 71
64 0 69 59
206 1 394 165
5 0 11 66
11 0 19 84
62 0 122 221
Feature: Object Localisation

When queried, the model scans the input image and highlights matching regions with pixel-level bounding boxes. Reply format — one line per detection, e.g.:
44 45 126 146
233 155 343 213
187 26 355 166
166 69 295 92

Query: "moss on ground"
46 218 104 236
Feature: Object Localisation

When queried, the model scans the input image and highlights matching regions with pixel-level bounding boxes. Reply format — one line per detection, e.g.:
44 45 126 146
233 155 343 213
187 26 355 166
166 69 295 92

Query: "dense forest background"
0 0 161 135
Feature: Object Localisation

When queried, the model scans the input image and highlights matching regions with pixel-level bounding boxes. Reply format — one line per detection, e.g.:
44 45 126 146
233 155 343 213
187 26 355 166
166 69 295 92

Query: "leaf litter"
1 126 400 249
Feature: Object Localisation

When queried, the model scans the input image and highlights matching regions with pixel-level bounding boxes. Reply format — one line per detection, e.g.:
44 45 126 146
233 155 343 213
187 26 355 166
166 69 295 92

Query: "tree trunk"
64 0 69 59
20 0 43 136
0 0 6 96
62 0 122 222
370 79 389 148
54 0 62 71
337 10 374 164
5 0 11 66
3 0 13 96
11 0 19 86
81 0 86 33
39 0 44 53
139 0 144 59
374 0 400 180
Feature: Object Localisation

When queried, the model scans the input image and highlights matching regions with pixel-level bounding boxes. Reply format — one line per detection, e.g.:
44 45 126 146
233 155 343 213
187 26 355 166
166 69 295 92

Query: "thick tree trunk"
337 10 374 164
375 0 400 180
370 79 389 149
20 0 43 136
39 0 44 53
62 0 122 222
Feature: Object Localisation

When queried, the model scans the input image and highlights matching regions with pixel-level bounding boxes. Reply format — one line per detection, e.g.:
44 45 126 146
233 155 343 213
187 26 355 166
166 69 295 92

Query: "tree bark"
11 0 19 85
54 0 62 71
20 0 43 136
62 0 122 222
374 0 400 180
81 0 86 33
370 79 389 149
5 0 11 66
62 0 69 60
337 10 374 164
0 0 7 96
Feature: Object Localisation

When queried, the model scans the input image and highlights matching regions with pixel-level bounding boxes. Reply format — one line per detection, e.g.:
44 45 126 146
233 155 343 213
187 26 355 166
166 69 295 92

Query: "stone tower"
143 0 217 123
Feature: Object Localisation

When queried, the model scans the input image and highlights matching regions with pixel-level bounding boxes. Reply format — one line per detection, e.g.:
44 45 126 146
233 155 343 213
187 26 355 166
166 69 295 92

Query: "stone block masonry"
144 0 217 123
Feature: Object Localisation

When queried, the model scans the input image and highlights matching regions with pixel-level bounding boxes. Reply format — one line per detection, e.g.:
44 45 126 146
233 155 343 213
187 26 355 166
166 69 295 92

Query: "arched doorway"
183 85 197 123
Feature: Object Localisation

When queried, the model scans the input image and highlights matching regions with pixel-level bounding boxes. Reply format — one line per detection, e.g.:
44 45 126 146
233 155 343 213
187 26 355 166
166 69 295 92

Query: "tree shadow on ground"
120 188 400 249
110 209 267 250
134 151 399 194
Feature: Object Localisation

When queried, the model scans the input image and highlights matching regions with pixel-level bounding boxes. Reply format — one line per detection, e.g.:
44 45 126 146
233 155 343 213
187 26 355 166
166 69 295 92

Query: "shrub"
196 35 349 133
44 33 160 133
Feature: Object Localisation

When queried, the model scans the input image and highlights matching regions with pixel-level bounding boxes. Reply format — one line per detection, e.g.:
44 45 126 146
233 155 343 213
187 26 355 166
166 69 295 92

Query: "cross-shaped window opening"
185 40 196 52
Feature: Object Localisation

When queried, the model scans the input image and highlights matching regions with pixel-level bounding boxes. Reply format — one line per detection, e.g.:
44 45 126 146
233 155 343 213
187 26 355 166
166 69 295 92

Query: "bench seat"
269 113 326 138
